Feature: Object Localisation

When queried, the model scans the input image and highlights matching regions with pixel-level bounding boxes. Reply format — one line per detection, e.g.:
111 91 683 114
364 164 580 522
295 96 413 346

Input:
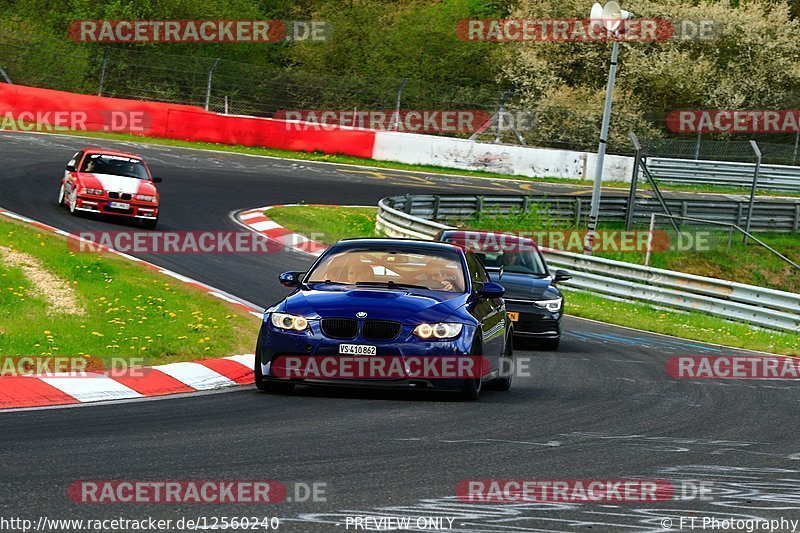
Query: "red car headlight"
135 194 157 202
81 188 104 196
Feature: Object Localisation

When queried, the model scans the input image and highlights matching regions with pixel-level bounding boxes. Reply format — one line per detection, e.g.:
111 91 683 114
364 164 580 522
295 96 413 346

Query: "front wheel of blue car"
489 334 514 392
254 343 295 394
460 340 483 401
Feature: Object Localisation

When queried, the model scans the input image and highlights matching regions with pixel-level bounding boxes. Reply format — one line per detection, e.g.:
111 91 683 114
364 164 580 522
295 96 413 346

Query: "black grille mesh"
320 319 358 339
361 320 402 340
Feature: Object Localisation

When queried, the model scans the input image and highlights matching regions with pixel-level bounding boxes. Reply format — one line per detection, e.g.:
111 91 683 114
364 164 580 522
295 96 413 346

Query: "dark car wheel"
460 339 483 401
490 334 514 391
254 342 294 394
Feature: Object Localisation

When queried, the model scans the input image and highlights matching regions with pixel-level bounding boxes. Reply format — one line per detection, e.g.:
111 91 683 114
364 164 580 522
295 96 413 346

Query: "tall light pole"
584 1 632 255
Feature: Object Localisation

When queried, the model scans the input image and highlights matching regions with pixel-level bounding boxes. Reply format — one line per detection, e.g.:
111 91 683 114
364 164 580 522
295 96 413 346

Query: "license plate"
507 312 519 322
339 344 377 356
109 201 130 210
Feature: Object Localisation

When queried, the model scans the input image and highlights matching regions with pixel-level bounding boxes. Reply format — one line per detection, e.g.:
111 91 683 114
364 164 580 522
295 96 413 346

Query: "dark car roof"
438 230 541 250
334 238 463 253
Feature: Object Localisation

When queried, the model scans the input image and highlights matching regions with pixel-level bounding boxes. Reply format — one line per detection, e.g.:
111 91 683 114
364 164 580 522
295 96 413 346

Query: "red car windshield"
81 154 150 180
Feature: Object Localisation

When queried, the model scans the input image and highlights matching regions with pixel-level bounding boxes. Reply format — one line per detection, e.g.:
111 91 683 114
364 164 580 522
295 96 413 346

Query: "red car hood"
78 173 156 196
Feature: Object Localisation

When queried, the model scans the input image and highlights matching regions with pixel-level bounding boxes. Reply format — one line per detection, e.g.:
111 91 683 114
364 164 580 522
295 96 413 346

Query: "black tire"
490 335 514 391
254 343 295 394
460 339 483 401
140 217 158 230
539 337 560 351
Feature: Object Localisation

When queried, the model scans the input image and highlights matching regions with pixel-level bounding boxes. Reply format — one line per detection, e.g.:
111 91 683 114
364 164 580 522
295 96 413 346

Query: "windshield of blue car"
81 154 151 180
307 248 466 292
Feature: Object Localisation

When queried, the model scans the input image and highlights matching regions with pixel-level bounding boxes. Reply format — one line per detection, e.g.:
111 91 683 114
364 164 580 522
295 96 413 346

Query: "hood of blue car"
488 272 554 300
284 287 467 324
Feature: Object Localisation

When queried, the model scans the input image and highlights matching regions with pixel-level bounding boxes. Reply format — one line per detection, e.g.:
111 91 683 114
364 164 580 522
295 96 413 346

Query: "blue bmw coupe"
254 238 513 400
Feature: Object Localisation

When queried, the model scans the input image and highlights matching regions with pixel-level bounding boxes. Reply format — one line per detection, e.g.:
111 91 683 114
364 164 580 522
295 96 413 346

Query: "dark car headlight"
533 298 562 312
270 312 309 331
413 323 463 340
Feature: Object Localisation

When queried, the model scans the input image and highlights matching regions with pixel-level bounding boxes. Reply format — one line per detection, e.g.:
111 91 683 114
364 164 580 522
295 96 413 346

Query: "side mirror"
279 271 305 288
553 269 572 283
66 164 76 172
478 281 505 299
152 176 163 183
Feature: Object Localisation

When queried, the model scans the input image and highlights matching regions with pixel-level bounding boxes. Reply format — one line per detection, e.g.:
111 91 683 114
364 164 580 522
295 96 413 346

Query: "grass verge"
11 128 800 198
267 205 380 244
0 216 260 364
263 204 799 355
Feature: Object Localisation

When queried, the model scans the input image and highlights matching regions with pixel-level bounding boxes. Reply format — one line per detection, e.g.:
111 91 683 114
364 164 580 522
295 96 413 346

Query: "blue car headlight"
534 298 562 312
270 312 309 331
413 323 463 340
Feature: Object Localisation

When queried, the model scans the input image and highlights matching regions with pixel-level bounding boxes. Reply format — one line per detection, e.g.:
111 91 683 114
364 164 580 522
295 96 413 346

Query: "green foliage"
500 0 800 151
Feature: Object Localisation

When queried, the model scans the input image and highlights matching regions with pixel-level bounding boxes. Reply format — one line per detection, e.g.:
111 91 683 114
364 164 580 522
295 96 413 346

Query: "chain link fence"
626 134 799 287
2 34 800 165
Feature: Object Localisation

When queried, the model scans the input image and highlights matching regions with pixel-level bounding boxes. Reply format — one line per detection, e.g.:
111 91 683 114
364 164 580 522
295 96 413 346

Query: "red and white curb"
236 205 329 257
0 207 264 410
0 354 256 409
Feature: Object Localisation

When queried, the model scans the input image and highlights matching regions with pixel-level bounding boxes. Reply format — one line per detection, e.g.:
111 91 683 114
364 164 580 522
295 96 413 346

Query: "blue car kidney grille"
320 319 401 340
361 320 402 341
321 319 358 339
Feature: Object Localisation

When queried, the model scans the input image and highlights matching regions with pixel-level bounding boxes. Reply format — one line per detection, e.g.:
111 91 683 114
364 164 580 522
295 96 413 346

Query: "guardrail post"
403 194 413 214
744 140 762 244
694 131 701 160
574 198 582 226
645 213 656 266
794 204 800 232
204 58 220 111
625 132 641 230
391 78 409 131
476 196 484 217
432 196 441 220
97 46 109 96
522 196 530 213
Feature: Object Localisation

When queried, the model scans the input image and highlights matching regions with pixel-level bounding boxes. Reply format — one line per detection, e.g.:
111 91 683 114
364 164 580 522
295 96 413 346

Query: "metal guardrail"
383 193 800 233
647 157 800 192
377 196 800 333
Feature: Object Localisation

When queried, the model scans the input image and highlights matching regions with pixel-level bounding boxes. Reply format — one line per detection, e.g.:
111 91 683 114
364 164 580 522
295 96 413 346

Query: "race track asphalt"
1 132 799 532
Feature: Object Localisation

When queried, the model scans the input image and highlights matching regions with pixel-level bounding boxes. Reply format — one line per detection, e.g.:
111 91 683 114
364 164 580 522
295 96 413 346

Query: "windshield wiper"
355 281 430 290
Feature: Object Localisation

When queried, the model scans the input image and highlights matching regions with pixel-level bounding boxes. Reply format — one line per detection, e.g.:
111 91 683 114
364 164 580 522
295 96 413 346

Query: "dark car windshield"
442 233 548 276
307 247 466 292
81 154 150 180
